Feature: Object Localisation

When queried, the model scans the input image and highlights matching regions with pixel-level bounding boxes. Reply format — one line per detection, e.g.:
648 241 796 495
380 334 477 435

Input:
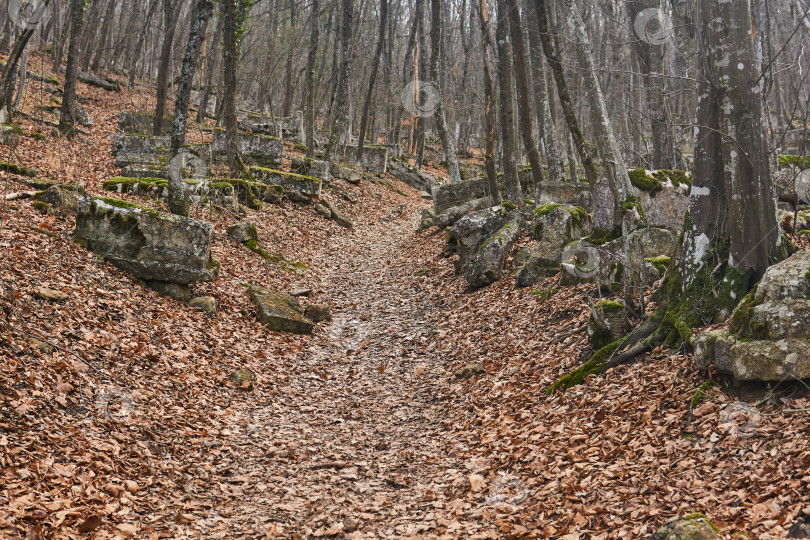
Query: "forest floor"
1 55 810 539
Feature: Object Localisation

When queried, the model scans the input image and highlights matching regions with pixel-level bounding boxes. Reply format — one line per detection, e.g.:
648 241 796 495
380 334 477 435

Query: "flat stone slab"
211 130 283 168
73 197 219 284
250 167 322 199
247 285 314 335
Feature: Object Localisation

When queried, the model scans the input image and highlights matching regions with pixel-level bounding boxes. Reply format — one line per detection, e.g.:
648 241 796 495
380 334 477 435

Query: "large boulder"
449 203 518 274
247 285 314 335
464 218 520 288
345 144 388 174
650 514 722 540
290 157 330 184
250 167 322 199
73 197 220 284
534 181 592 210
694 251 810 381
211 130 283 169
435 197 489 229
388 159 435 192
515 204 591 288
592 170 690 231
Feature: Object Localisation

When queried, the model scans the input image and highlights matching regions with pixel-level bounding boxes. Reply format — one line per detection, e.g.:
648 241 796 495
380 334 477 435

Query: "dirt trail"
193 208 487 538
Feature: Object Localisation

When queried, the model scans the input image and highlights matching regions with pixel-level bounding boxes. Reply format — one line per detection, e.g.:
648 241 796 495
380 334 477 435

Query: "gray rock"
211 130 283 169
250 167 322 199
512 246 531 269
694 251 810 381
247 285 314 335
515 204 590 288
534 181 592 210
587 300 627 350
455 363 484 379
228 368 254 389
417 207 436 232
435 197 489 229
35 287 68 302
145 280 191 300
650 514 721 540
321 198 352 229
304 303 332 322
291 157 330 183
387 160 435 192
345 144 388 173
464 218 520 288
450 204 518 275
189 296 217 315
329 161 363 183
314 203 332 218
39 184 84 211
226 221 258 244
73 197 219 284
289 288 312 297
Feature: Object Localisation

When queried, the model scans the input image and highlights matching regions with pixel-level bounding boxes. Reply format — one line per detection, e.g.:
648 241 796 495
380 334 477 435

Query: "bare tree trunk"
154 0 186 136
59 0 84 136
504 0 544 190
128 0 161 90
197 8 222 123
477 0 500 203
305 0 320 157
428 0 461 182
281 0 298 117
526 0 563 184
222 0 250 177
356 0 387 161
561 0 630 224
534 0 598 185
324 0 353 162
169 0 213 216
496 0 521 203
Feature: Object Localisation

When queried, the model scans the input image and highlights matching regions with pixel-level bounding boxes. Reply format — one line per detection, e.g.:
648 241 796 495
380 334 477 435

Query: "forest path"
193 206 487 538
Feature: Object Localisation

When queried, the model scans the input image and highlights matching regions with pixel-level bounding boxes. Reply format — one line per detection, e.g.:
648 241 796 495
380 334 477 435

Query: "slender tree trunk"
0 0 50 121
526 0 563 184
281 0 298 117
324 0 353 161
428 0 461 182
477 0 499 203
305 0 320 157
59 0 84 136
154 0 186 136
169 0 213 216
496 0 521 203
504 0 544 189
356 0 387 161
222 0 250 177
561 0 630 224
197 8 222 123
534 0 598 185
128 0 161 90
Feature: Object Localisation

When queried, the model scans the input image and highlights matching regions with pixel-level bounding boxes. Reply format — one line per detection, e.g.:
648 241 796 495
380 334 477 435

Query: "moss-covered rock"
247 285 314 335
650 514 721 539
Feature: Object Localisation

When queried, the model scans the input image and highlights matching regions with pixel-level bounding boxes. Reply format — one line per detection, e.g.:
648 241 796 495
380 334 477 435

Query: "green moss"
500 200 516 211
798 229 810 236
621 194 647 223
778 154 810 170
681 513 721 535
589 325 615 351
95 196 144 210
645 256 671 275
546 341 621 394
534 203 562 218
0 160 36 177
413 268 429 276
586 226 621 246
2 123 23 135
596 299 623 313
293 143 307 152
243 239 272 260
652 169 692 189
568 206 588 229
629 168 662 194
689 379 716 409
531 287 558 301
32 201 50 213
31 132 46 141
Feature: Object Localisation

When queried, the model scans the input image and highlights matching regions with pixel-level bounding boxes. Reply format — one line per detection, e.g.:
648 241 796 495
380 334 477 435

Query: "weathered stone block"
247 285 314 335
73 197 219 284
211 130 283 168
249 167 321 199
345 144 388 173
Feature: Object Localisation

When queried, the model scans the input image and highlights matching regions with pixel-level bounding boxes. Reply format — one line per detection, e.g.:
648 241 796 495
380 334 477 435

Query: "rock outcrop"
247 285 314 335
694 251 810 381
650 514 721 540
515 204 591 288
73 197 220 286
449 204 520 288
